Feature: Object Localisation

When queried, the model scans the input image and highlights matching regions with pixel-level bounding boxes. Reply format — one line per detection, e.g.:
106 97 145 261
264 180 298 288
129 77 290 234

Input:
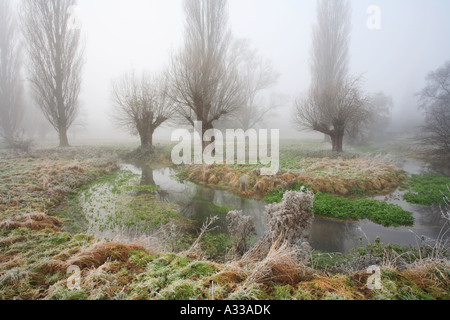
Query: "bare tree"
111 71 175 150
294 0 368 152
235 46 280 131
0 0 24 146
347 91 393 145
166 0 245 149
418 61 450 163
294 77 368 153
21 0 85 147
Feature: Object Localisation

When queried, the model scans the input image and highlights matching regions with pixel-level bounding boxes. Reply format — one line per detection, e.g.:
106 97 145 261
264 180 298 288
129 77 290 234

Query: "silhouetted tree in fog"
111 71 175 150
418 61 450 164
294 76 369 152
0 0 24 146
21 0 85 147
166 0 245 150
235 44 280 131
347 92 393 145
311 0 351 89
293 0 368 152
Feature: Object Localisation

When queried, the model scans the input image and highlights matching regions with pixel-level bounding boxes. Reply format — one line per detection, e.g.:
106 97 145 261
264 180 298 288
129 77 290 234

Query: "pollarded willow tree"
294 76 368 152
111 71 175 150
21 0 85 147
0 0 24 146
166 0 246 149
293 0 368 152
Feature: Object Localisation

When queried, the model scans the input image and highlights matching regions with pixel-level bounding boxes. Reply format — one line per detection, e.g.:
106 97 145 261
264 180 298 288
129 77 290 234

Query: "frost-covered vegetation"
0 145 449 300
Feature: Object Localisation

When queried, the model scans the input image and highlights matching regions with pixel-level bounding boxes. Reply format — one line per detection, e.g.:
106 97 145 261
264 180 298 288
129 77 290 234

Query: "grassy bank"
2 224 447 300
179 155 408 200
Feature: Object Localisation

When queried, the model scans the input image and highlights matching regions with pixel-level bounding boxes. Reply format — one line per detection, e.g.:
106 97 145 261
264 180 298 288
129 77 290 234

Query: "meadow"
0 141 449 300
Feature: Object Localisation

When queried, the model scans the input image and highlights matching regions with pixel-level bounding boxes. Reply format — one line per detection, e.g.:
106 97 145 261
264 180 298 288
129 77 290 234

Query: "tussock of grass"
296 275 365 300
245 240 314 286
0 212 63 231
158 279 204 300
371 265 450 300
45 242 150 272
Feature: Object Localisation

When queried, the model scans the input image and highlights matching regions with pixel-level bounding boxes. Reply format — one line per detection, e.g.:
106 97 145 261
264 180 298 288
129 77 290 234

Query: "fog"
10 0 450 143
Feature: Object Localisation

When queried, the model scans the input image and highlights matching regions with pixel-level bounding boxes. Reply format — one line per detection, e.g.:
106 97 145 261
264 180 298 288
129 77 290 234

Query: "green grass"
279 148 360 171
0 227 97 300
201 233 233 261
404 174 450 206
60 169 186 234
264 185 414 227
314 193 414 227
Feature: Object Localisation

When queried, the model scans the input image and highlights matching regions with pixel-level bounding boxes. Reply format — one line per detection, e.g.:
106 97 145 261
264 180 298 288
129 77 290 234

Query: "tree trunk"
330 134 337 152
139 128 154 150
140 134 148 149
148 133 153 149
140 165 156 186
59 129 70 148
329 131 344 153
336 133 344 153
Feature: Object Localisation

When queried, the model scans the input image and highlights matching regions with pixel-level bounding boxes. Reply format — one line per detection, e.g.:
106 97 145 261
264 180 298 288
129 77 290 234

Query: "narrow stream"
79 159 448 254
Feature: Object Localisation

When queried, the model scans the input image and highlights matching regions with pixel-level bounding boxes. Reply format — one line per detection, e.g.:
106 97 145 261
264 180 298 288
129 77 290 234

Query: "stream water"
80 159 448 254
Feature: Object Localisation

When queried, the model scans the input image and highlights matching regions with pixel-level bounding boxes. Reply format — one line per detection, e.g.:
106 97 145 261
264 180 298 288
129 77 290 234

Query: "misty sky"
65 0 450 141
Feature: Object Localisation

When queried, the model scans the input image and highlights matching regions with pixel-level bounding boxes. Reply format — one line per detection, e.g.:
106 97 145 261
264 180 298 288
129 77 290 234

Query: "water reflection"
310 218 364 252
140 165 156 186
120 163 448 253
125 164 268 236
